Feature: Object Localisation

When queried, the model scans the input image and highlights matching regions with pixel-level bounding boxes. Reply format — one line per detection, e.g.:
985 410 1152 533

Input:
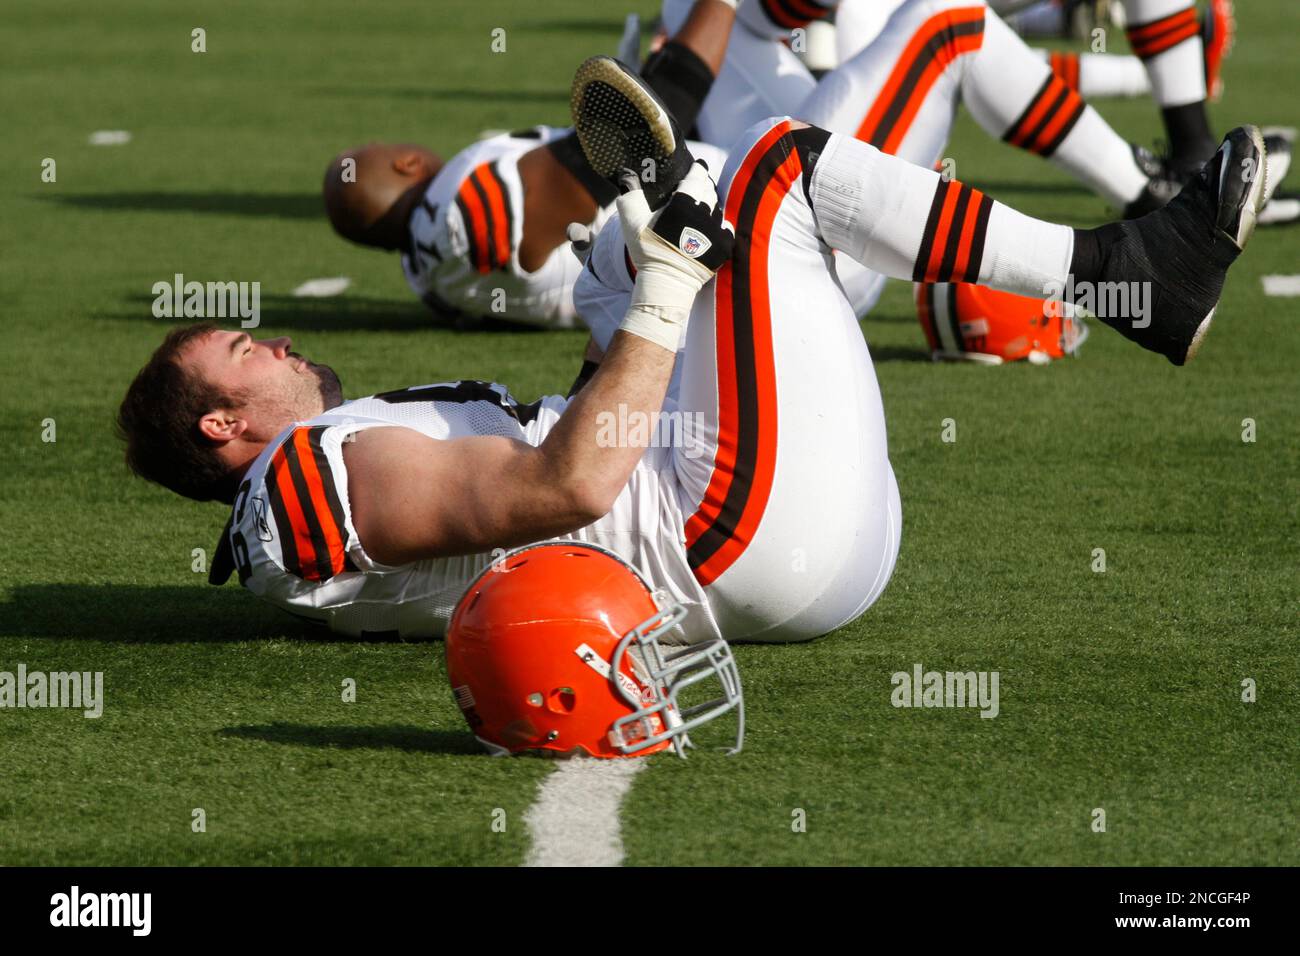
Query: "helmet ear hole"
546 687 577 714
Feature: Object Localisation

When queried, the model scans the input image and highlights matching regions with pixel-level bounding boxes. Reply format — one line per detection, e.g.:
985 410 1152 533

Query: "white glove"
567 222 594 264
618 161 735 352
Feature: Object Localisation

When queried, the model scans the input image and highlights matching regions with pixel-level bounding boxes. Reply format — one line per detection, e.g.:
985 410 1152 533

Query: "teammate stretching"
670 0 1164 214
320 1 737 329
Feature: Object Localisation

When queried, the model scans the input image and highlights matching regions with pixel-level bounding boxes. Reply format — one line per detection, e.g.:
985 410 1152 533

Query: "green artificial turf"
1 0 1295 866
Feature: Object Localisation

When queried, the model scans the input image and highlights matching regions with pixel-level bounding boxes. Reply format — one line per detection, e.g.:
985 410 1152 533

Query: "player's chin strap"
608 603 745 759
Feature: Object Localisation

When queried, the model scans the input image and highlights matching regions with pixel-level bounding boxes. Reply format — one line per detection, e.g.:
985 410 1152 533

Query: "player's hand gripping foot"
1089 126 1266 365
571 54 695 211
616 160 735 351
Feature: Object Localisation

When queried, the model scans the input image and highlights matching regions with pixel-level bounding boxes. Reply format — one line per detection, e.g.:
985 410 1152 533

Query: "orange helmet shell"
915 282 1087 364
446 542 674 758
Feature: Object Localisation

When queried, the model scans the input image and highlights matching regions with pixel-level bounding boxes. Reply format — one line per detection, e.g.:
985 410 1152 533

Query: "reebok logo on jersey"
250 497 272 542
679 226 710 259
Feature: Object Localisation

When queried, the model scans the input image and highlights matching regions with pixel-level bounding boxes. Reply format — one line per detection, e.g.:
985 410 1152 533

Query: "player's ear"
197 410 248 445
392 150 429 177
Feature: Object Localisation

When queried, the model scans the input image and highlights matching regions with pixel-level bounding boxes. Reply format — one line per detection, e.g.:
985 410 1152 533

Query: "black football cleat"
571 55 694 210
1129 142 1164 180
1123 128 1290 220
1087 125 1266 365
1122 142 1183 219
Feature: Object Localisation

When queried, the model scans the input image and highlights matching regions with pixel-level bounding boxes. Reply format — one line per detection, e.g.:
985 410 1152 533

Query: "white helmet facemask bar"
1061 307 1090 355
608 603 744 758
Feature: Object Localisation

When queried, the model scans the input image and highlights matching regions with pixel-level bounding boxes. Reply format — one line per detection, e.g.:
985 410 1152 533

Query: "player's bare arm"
348 160 735 565
515 145 601 271
663 0 741 77
345 330 675 564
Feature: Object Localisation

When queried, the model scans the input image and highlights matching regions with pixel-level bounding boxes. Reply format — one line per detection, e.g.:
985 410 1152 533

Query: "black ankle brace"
1068 222 1126 285
639 40 716 136
547 132 619 207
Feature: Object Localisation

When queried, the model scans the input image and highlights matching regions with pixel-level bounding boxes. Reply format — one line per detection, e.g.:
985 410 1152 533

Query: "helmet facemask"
607 600 744 759
1058 304 1089 357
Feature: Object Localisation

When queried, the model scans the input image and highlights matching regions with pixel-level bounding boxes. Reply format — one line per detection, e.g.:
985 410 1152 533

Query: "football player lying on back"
118 55 1267 652
320 0 741 330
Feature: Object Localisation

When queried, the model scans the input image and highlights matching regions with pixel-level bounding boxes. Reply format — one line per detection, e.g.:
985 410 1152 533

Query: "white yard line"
88 130 131 145
292 276 351 297
523 758 646 867
1261 274 1300 297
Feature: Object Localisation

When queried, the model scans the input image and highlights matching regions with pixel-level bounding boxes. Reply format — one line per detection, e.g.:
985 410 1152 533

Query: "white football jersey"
222 382 720 643
402 126 608 329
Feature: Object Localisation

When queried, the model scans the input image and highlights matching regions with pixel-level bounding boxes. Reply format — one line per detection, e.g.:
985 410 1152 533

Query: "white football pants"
576 116 1081 639
671 119 903 642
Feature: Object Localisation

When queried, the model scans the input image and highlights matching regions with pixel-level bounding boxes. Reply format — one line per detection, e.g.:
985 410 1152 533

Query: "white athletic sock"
810 132 1073 298
1124 0 1206 107
976 202 1075 297
1036 49 1152 99
1077 52 1151 98
966 11 1148 206
1053 106 1148 206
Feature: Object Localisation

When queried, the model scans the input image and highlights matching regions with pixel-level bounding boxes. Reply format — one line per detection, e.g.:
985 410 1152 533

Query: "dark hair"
117 323 245 503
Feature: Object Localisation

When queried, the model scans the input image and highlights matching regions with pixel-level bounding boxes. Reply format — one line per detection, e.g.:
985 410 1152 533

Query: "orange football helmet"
915 282 1088 365
445 541 744 759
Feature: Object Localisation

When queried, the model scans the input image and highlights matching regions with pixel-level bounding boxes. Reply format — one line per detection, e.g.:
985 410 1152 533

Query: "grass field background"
1 0 1295 865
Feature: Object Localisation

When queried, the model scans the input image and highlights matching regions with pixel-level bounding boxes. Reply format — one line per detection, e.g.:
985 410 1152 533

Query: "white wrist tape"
620 304 689 352
616 173 719 352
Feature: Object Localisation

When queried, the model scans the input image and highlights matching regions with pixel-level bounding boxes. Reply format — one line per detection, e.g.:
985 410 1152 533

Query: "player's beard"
287 351 343 412
306 359 343 411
